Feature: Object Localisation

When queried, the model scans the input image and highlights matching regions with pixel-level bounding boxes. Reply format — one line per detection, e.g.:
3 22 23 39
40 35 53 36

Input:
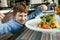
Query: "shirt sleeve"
27 7 43 20
0 19 23 34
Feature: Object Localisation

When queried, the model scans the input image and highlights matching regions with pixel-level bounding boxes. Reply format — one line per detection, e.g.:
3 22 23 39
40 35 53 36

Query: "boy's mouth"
19 20 26 24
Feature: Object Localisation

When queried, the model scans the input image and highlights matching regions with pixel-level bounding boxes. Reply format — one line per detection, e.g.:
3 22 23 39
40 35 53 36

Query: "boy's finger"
0 12 5 17
0 16 4 19
41 5 47 10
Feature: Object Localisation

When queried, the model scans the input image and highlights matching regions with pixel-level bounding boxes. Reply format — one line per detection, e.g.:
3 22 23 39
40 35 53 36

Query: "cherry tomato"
42 24 50 29
51 23 56 28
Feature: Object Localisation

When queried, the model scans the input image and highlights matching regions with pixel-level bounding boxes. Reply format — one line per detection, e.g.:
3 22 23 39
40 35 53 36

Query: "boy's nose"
22 17 25 20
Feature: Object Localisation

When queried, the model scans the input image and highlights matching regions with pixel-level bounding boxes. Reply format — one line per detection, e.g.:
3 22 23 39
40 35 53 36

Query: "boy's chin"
20 22 25 24
16 20 26 24
19 22 26 24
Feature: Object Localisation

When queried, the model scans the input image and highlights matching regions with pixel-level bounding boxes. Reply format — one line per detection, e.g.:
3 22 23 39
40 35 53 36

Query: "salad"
38 14 59 29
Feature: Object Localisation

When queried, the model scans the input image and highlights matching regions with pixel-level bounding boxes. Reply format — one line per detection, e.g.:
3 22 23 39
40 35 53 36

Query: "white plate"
25 14 60 33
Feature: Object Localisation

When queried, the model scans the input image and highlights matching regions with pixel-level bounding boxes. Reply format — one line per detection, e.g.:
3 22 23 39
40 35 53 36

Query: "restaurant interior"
0 0 60 40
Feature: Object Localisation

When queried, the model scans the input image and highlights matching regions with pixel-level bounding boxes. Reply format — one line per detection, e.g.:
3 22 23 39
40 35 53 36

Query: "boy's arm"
28 7 42 20
27 5 47 20
0 19 23 34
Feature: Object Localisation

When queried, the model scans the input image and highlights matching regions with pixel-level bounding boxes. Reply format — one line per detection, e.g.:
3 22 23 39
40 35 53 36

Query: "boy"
0 2 47 34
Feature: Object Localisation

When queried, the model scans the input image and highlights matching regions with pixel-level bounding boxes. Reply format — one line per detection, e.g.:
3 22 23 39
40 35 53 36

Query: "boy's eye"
18 15 27 17
19 15 22 17
24 15 27 17
25 12 26 13
24 12 27 13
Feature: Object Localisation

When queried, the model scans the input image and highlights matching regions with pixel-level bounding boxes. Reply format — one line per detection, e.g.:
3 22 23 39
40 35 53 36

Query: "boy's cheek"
15 18 27 24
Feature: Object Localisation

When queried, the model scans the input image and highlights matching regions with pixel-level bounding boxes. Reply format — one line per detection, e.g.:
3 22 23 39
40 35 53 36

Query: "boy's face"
15 12 27 24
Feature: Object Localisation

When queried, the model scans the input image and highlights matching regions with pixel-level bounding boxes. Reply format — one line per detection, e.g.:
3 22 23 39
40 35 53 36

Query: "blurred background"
0 0 58 10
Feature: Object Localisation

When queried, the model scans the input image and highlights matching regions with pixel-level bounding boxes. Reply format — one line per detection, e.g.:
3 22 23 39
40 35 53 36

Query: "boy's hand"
40 5 48 11
0 13 5 20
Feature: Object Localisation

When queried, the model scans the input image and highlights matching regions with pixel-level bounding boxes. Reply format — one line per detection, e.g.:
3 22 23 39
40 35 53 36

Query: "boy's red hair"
13 2 28 16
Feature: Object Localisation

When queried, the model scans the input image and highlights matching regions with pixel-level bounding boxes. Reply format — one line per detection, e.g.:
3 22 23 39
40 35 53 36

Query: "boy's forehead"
16 12 27 15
